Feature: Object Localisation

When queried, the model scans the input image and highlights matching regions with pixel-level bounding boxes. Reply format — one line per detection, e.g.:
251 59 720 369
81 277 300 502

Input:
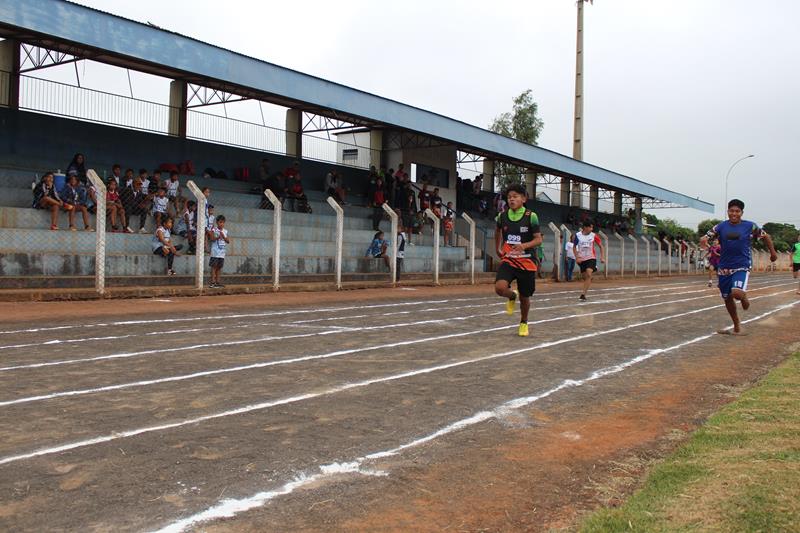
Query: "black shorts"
209 257 225 269
495 262 536 297
578 259 597 273
793 263 800 272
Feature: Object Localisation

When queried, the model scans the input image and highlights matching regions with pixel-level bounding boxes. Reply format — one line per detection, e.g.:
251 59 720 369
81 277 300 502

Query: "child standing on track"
792 234 800 295
573 220 605 301
494 184 542 337
700 199 778 335
208 215 229 288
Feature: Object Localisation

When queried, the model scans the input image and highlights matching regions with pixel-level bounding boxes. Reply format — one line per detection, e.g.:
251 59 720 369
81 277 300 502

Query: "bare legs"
495 280 530 323
581 268 594 298
719 288 748 335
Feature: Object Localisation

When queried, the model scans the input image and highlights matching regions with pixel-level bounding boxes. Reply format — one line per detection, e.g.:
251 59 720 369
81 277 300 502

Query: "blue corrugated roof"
0 0 713 212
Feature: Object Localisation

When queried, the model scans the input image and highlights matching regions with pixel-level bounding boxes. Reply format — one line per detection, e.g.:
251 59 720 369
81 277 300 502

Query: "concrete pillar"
560 177 570 205
369 129 383 169
634 197 643 233
285 108 303 158
613 191 623 216
0 39 20 109
168 80 187 138
524 170 537 199
482 160 495 192
571 181 582 208
589 185 599 212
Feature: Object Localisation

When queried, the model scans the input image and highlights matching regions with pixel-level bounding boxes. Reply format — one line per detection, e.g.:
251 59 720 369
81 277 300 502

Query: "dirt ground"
0 274 798 532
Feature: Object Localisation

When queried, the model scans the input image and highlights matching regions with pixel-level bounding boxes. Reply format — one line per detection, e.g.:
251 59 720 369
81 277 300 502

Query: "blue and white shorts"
717 270 749 299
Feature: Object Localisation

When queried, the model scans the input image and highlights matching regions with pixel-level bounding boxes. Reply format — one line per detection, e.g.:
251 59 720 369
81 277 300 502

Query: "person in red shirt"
371 177 386 231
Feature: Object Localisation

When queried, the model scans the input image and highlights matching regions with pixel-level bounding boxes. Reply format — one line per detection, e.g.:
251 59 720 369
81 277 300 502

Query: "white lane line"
150 298 800 533
0 281 708 349
0 287 794 466
0 280 788 372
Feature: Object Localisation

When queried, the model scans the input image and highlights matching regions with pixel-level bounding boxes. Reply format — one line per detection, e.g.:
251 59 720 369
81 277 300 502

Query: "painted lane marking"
0 287 794 465
150 298 800 533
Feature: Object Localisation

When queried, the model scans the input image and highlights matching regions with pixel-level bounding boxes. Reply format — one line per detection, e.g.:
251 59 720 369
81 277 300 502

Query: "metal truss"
456 151 485 165
186 83 247 108
385 131 452 150
301 112 358 133
19 43 82 73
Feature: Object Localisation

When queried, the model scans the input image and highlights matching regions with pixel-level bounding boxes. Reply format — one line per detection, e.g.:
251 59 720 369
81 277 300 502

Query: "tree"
489 90 545 190
760 222 798 252
697 218 721 238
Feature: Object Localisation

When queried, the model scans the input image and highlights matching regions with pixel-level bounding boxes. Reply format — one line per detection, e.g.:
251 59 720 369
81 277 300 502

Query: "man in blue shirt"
700 199 778 335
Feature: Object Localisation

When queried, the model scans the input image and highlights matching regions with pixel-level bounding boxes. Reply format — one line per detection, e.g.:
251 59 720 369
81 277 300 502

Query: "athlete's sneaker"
506 289 519 315
518 322 529 337
707 280 713 287
579 294 587 301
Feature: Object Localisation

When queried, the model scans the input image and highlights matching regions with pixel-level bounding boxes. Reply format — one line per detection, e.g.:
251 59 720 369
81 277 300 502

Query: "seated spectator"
287 179 311 213
105 179 130 232
443 201 456 246
418 183 431 212
151 187 169 228
33 172 67 230
121 178 149 233
371 177 386 230
365 230 390 269
152 216 182 275
122 168 136 189
175 200 198 254
284 160 301 180
166 170 182 217
325 169 346 204
431 188 443 217
66 153 87 184
478 197 489 218
61 174 92 231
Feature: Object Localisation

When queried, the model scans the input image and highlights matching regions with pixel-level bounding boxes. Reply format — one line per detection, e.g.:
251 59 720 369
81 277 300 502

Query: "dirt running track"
0 274 798 532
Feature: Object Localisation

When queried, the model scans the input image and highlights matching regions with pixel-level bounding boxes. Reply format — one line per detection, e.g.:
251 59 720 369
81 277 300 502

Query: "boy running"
700 199 778 335
705 240 721 287
208 215 229 288
573 220 605 301
494 184 542 337
792 234 800 295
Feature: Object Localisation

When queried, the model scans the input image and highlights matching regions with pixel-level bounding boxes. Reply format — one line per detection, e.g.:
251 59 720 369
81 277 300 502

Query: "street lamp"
723 154 754 216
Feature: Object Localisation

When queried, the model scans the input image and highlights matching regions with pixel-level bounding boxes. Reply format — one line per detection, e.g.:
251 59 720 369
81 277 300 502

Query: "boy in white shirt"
208 215 230 288
151 187 169 228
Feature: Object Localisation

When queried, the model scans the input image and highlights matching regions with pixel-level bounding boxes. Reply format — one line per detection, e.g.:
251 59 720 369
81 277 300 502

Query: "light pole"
723 154 754 216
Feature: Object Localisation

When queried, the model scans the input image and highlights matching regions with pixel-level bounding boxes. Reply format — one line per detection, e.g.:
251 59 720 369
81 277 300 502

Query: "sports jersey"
793 242 800 263
397 232 407 259
152 226 171 251
573 231 601 261
496 207 541 271
210 227 228 258
705 220 764 271
152 196 168 214
167 178 180 197
707 244 721 267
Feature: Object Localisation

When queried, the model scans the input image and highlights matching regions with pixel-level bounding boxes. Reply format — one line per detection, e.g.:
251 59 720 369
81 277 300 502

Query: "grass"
580 351 800 533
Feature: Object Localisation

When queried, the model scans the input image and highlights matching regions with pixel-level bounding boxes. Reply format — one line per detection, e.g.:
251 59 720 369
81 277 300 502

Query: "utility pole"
573 0 590 160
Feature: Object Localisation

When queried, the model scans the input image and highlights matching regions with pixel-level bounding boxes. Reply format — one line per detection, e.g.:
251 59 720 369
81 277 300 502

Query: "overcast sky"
67 0 799 228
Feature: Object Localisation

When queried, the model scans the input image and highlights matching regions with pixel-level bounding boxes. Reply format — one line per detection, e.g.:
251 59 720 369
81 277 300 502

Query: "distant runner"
573 220 605 301
494 184 542 337
700 199 778 335
793 234 800 295
705 240 721 287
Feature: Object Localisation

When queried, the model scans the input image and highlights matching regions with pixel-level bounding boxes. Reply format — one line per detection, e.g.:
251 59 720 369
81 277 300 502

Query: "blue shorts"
718 270 749 299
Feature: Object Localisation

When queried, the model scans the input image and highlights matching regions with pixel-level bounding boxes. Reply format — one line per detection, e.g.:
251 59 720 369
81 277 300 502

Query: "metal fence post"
87 170 107 295
597 230 609 279
382 203 398 286
662 238 672 275
613 232 625 278
263 189 282 291
548 222 561 280
424 208 440 285
559 224 572 282
186 180 206 290
628 234 638 277
462 212 476 284
326 197 344 290
640 235 651 277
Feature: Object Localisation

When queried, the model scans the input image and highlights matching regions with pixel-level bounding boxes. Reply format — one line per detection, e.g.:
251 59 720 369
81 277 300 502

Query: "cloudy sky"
64 0 800 228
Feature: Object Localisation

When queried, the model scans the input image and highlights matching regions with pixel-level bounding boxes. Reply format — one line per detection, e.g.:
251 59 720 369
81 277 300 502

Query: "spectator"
122 168 137 189
166 170 182 217
371 177 386 230
201 187 212 224
121 178 149 233
565 238 576 281
284 160 301 180
174 198 197 249
443 201 455 246
61 174 92 231
66 153 87 183
365 230 390 269
109 164 123 186
258 158 270 187
431 188 443 217
105 179 130 232
152 216 182 275
395 211 406 281
418 183 431 212
208 215 230 288
260 171 283 209
478 197 489 218
151 187 169 228
286 178 310 213
33 172 66 230
325 169 346 204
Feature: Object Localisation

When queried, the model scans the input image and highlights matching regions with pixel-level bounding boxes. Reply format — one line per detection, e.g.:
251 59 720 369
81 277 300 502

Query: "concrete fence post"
597 230 609 279
613 232 625 278
628 234 638 277
186 180 206 290
263 189 282 291
640 235 651 277
327 197 344 290
548 222 561 280
691 244 701 274
662 238 672 275
462 212 476 285
787 252 793 272
559 224 572 282
424 208 440 285
382 203 398 286
87 170 107 295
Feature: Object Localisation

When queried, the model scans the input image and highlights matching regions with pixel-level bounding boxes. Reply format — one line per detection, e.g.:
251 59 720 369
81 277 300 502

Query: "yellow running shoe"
506 289 518 315
518 322 529 337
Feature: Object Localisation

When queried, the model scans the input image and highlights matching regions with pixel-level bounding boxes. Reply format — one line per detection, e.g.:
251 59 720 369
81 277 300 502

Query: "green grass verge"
580 351 800 533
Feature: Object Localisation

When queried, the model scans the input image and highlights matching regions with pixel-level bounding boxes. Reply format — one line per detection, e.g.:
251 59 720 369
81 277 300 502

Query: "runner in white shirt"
572 220 605 301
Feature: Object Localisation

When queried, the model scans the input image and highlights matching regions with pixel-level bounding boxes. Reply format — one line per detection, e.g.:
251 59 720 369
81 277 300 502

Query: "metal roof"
0 0 713 212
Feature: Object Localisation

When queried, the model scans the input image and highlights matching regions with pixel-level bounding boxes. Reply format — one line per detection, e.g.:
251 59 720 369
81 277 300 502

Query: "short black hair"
582 219 594 228
170 171 179 177
505 184 527 197
728 199 745 210
216 215 225 222
139 168 148 175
